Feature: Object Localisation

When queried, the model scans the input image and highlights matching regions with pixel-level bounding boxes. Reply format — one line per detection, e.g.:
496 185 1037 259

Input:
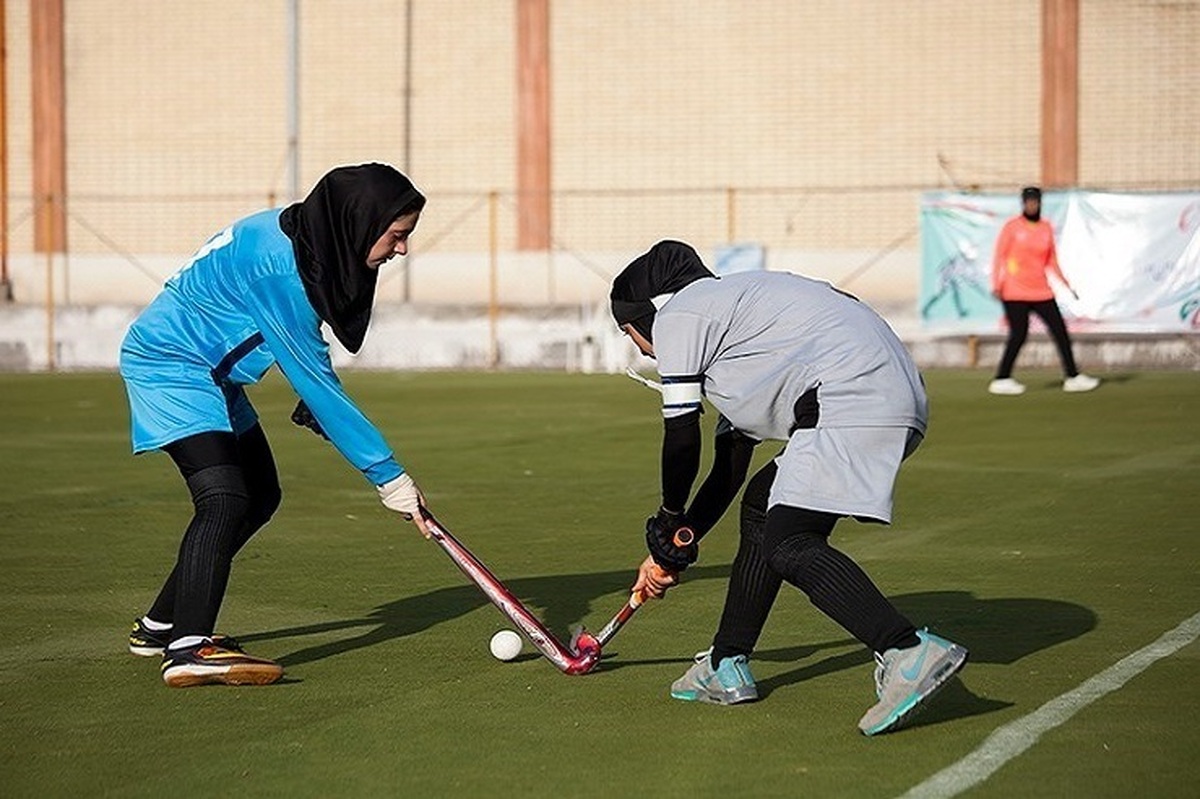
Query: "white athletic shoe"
1063 374 1100 392
858 629 968 736
988 378 1026 396
670 649 758 705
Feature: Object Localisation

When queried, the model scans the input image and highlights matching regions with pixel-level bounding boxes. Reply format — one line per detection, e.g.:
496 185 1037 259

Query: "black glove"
290 400 328 440
645 507 699 572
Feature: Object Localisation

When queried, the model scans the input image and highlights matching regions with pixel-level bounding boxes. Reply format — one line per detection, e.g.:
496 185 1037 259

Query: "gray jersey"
652 271 928 442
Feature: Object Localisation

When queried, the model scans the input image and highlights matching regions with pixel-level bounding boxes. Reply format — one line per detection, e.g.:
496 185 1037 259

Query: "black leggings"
996 299 1079 379
145 425 281 639
710 460 917 665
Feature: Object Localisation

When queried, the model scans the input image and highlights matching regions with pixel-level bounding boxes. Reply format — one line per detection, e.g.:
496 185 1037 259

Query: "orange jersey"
991 216 1070 302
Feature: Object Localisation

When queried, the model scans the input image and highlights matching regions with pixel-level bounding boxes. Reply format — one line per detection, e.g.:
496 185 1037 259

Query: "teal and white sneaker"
858 629 968 736
670 649 758 705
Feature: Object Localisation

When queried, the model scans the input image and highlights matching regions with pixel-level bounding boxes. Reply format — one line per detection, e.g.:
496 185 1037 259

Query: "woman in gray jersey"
610 240 967 735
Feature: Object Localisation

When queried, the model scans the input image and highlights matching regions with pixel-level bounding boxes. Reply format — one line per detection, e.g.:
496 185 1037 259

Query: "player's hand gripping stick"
645 508 699 573
592 562 675 645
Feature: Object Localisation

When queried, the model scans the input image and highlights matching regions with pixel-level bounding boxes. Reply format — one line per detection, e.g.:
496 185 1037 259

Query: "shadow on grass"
252 560 1095 729
247 563 732 668
746 591 1096 729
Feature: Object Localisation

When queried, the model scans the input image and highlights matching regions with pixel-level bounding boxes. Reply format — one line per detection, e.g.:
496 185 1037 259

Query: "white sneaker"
1063 374 1100 392
988 378 1026 395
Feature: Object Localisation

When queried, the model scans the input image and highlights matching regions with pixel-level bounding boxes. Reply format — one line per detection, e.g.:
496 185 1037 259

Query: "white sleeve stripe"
662 382 703 407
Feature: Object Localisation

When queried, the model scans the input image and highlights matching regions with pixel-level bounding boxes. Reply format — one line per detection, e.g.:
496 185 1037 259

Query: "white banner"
920 191 1200 332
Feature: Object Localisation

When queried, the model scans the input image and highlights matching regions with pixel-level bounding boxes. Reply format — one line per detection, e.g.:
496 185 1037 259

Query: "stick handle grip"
671 527 695 547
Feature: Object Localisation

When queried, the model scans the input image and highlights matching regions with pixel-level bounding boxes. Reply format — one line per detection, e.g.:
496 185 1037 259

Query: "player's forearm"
292 376 403 484
661 411 702 511
1046 256 1070 291
686 430 758 538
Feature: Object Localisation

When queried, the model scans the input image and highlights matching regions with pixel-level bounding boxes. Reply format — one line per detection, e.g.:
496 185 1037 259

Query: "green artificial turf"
1 369 1197 797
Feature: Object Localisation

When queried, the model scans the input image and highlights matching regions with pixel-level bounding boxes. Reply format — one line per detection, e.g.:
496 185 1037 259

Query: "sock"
710 464 783 667
769 537 919 653
141 616 172 631
167 635 208 651
710 535 781 667
171 465 249 638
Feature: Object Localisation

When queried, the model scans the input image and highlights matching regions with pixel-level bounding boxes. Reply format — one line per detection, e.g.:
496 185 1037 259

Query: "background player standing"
988 186 1100 395
610 240 967 735
120 163 431 687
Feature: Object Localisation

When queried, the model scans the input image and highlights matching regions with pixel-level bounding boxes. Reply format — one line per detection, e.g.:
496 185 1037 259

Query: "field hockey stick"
592 588 647 647
419 507 601 675
589 560 679 647
566 589 645 675
568 559 681 674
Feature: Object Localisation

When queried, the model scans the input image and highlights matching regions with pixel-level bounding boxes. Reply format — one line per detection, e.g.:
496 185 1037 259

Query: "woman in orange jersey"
988 186 1100 395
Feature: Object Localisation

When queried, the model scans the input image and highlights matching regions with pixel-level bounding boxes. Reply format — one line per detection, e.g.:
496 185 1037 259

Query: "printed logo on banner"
1180 296 1200 328
918 195 1006 327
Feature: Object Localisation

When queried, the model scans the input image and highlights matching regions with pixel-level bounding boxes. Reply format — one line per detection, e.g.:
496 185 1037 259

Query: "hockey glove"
377 473 423 519
645 507 699 572
291 400 328 440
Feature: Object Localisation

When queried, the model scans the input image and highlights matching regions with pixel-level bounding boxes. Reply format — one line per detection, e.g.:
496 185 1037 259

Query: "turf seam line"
897 609 1200 799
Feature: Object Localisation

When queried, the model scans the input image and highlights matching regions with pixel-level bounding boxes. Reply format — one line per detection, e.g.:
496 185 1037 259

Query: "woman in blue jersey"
611 240 967 735
121 163 429 687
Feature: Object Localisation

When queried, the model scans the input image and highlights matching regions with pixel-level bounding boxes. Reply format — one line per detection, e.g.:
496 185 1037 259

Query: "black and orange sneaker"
160 639 283 688
129 618 172 657
129 618 246 657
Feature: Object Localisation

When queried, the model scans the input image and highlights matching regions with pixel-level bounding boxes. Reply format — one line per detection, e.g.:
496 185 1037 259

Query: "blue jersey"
119 208 403 486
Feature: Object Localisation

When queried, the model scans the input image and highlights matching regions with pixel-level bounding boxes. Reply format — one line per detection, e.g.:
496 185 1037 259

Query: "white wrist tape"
377 473 421 516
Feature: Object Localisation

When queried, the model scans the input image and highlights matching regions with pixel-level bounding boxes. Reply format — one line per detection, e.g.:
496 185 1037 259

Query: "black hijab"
1021 185 1042 222
610 240 715 342
279 163 426 353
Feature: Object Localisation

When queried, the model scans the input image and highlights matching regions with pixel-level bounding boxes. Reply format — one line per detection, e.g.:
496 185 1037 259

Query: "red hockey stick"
568 560 679 673
420 508 601 675
593 588 648 647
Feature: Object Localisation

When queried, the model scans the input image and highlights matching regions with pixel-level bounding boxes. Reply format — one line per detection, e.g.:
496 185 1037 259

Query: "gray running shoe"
858 629 967 735
670 649 758 705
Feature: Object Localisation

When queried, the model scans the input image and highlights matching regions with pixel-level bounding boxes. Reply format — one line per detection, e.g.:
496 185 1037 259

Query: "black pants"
995 299 1079 379
145 424 281 640
710 459 917 664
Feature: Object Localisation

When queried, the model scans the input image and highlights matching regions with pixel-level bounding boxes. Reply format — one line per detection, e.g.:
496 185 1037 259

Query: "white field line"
899 610 1200 799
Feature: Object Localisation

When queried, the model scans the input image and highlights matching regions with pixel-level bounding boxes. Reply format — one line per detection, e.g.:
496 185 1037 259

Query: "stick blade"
568 624 586 655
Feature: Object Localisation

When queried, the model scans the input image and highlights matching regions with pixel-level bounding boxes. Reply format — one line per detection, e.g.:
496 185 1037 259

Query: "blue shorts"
122 361 259 453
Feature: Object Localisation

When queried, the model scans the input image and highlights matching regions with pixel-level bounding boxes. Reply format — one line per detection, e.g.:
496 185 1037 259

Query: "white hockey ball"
489 629 523 661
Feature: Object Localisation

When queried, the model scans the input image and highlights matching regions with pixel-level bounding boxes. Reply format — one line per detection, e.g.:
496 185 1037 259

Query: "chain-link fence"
2 0 1198 308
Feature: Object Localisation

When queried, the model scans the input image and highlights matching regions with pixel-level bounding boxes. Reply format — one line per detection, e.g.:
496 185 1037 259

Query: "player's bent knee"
185 464 253 531
761 505 838 577
246 483 282 530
